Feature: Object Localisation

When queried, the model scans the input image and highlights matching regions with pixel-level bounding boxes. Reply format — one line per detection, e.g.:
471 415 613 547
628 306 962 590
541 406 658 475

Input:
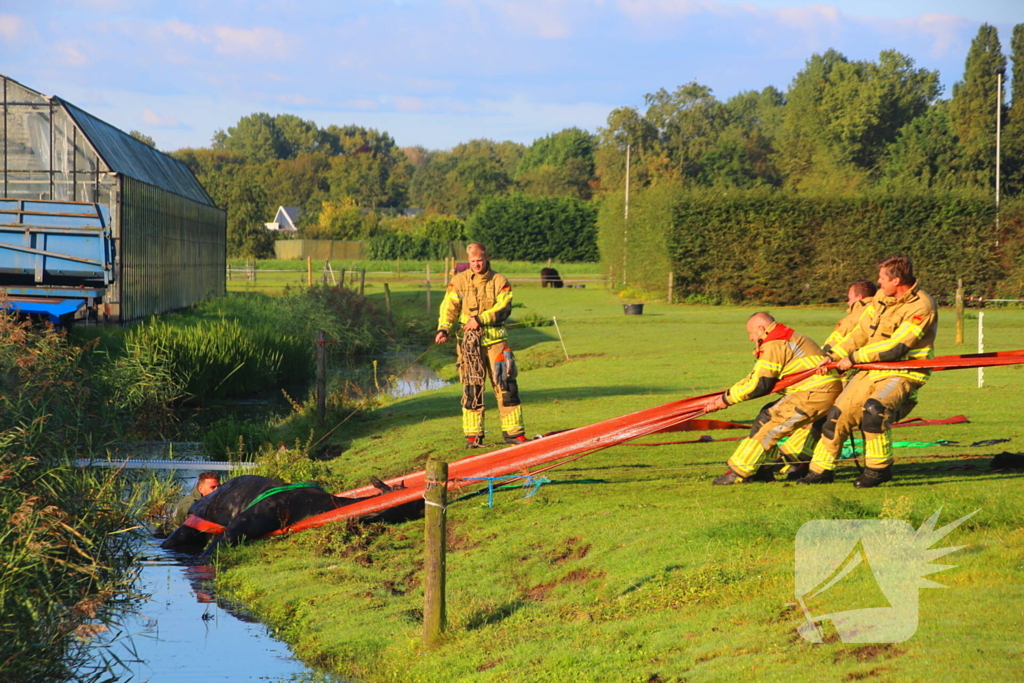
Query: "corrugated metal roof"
59 100 216 207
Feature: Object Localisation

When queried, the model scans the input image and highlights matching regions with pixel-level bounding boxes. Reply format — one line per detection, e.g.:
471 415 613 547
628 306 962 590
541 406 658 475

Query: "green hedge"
468 193 598 262
599 187 1023 304
365 232 457 260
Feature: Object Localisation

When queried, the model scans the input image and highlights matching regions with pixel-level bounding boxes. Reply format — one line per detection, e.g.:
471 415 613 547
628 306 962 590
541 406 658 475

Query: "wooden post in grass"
423 458 448 648
955 278 964 345
668 271 675 304
316 331 327 422
339 267 345 287
307 257 313 287
384 282 392 317
426 263 432 313
359 269 366 296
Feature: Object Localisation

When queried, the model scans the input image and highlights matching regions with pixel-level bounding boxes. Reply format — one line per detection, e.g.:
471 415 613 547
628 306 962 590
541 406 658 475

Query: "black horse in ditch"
160 475 420 555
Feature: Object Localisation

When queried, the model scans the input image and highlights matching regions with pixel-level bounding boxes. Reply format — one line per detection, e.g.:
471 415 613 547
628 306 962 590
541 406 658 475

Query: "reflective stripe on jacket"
822 297 874 356
437 268 513 347
831 283 937 383
724 323 840 406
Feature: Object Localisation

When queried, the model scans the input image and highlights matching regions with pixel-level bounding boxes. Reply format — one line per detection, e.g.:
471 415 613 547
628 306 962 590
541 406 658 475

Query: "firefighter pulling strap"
263 349 1024 537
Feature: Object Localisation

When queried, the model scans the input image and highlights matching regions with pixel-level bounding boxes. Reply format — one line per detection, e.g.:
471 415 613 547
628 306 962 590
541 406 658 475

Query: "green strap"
244 482 323 512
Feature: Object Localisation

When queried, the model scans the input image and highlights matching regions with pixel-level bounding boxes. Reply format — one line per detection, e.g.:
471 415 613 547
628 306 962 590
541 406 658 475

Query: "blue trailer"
0 199 114 324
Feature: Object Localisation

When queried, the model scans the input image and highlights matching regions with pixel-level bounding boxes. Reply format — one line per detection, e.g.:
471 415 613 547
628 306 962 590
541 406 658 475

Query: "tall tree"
213 113 286 164
644 82 726 180
776 49 940 189
516 127 596 199
949 23 1007 185
409 140 523 214
1004 23 1024 194
881 102 962 189
594 106 658 194
128 130 156 148
323 126 411 208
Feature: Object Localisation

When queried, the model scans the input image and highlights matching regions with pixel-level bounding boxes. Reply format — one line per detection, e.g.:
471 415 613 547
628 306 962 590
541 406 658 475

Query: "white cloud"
214 26 294 60
883 13 967 57
277 93 325 107
56 41 89 68
393 95 426 112
0 13 24 41
140 107 179 127
492 1 572 39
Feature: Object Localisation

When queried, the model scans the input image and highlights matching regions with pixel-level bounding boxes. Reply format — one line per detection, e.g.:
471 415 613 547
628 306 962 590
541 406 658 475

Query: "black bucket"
623 303 644 315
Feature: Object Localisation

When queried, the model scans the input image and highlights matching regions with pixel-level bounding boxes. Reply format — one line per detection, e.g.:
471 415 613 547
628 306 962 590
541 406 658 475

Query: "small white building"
265 206 300 233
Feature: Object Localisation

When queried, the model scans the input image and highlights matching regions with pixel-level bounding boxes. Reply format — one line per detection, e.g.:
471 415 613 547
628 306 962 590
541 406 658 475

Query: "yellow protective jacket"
828 283 937 383
723 323 840 406
822 297 874 356
437 268 513 347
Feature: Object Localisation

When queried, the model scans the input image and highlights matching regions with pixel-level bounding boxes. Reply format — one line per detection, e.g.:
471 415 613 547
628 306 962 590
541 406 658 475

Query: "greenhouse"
0 73 225 322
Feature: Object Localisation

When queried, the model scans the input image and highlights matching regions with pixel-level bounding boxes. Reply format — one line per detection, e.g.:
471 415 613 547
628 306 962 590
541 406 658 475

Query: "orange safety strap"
183 514 226 535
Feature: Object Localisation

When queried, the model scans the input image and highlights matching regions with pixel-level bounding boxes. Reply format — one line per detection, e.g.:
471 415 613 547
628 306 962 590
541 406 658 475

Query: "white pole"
623 144 630 287
552 316 569 360
977 310 985 388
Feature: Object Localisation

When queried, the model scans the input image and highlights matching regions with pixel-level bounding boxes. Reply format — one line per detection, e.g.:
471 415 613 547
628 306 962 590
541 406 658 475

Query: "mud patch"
834 644 905 663
546 536 591 564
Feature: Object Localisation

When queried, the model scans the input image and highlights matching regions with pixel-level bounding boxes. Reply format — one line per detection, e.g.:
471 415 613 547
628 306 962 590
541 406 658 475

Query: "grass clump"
0 311 166 682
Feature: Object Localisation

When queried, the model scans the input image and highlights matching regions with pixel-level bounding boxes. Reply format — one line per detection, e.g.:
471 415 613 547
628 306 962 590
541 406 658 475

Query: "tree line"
167 23 1024 260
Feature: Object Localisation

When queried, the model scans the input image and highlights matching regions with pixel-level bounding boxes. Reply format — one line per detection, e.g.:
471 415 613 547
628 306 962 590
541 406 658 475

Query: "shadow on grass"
465 599 528 630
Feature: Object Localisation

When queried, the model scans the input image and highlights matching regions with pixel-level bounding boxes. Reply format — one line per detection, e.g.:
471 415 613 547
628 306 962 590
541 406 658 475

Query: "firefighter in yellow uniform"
703 313 842 484
799 256 937 488
435 243 526 448
822 280 877 358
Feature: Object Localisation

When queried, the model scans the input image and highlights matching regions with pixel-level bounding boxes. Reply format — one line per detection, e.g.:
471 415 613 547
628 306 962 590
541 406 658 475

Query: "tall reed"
0 311 157 681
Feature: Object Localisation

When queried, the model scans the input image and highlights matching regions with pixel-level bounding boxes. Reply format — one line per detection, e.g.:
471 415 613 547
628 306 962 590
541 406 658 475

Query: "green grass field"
226 259 605 294
215 284 1024 683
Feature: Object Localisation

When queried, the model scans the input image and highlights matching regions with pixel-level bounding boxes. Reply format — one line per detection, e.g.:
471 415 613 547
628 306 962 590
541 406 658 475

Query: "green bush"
365 230 455 260
467 193 598 262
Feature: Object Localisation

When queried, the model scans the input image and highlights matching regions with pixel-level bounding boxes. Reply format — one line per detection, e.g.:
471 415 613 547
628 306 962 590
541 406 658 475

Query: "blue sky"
0 1 1018 152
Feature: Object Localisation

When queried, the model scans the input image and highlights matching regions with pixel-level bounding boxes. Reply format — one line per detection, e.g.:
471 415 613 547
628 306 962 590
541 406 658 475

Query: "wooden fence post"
426 263 432 313
423 458 448 649
384 282 392 317
359 269 366 296
668 271 674 305
307 257 313 287
955 278 964 345
316 331 327 422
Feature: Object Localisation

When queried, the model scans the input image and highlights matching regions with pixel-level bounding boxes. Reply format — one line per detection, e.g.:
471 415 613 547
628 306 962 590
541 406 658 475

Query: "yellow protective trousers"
457 341 524 439
809 373 921 472
727 387 840 478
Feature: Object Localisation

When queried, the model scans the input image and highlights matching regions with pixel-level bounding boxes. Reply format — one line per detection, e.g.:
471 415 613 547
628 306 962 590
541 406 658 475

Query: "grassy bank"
215 286 1023 682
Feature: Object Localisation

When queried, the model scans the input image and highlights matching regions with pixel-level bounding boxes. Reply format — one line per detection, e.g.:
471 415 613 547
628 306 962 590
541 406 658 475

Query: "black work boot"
466 435 484 449
713 467 774 485
854 464 893 488
504 433 528 445
796 469 835 485
784 463 810 481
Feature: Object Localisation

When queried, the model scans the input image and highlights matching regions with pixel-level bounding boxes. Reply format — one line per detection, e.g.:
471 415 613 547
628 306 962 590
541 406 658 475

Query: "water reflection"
86 538 329 682
333 354 448 400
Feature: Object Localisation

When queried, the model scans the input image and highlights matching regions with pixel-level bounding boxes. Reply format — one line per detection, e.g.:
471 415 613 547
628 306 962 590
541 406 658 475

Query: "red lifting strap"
265 349 1024 537
183 514 226 535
